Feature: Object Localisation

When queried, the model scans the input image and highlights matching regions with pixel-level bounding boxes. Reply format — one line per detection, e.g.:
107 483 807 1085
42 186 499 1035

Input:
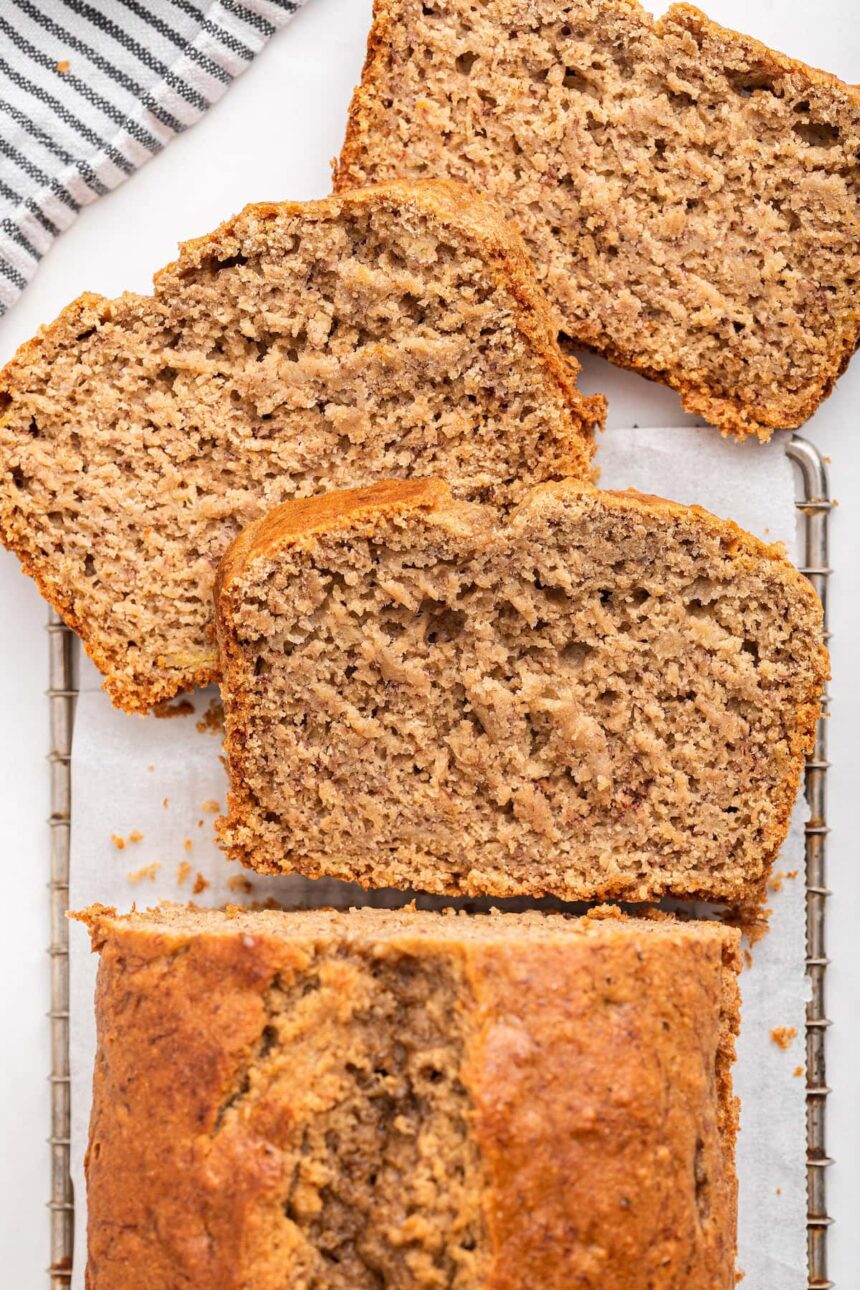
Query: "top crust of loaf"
216 478 453 604
217 473 808 594
0 179 603 714
76 901 740 1289
337 0 860 437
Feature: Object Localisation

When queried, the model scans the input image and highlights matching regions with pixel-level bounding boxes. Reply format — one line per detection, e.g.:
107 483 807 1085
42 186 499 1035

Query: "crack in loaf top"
0 179 603 712
337 0 860 438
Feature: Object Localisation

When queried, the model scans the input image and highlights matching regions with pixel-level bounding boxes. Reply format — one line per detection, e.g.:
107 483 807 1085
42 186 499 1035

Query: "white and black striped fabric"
0 0 308 313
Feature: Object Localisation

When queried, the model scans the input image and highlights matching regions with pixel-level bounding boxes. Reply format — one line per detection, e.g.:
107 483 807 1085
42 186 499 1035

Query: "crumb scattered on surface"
793 1065 804 1078
775 1188 781 1196
56 59 70 73
162 798 169 809
785 869 798 880
147 765 155 772
196 698 224 736
742 948 753 970
197 819 204 828
128 862 161 884
741 905 772 946
177 860 191 886
192 872 210 895
153 699 195 719
128 830 143 844
183 838 193 852
768 871 785 892
201 800 220 814
771 1026 798 1051
227 874 254 894
111 834 125 850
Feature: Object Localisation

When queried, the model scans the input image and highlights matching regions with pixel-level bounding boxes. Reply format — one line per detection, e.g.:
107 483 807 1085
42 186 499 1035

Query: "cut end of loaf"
216 477 826 905
337 0 860 437
0 181 600 713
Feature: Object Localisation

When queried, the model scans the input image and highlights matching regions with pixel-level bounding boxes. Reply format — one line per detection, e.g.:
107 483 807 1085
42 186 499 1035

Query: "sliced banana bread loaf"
0 180 603 713
215 478 826 904
78 903 740 1289
337 0 860 438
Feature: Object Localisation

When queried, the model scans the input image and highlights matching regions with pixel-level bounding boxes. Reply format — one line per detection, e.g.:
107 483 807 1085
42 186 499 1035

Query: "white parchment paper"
69 426 809 1289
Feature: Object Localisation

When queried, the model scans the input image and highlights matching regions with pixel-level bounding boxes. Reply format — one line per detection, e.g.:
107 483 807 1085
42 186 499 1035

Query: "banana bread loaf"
78 903 741 1289
0 180 602 713
215 477 826 905
337 0 860 438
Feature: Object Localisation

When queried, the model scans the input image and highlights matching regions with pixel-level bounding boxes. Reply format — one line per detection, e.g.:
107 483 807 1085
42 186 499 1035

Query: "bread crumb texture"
337 0 860 436
216 478 826 905
79 903 740 1288
0 181 601 714
770 1025 798 1051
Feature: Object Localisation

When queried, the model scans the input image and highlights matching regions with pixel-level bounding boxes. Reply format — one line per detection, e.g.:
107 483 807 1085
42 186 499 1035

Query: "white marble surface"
0 0 859 1284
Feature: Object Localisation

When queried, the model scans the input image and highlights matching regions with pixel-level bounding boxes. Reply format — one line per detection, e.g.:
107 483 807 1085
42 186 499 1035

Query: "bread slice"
0 180 603 714
77 902 740 1289
215 477 826 905
337 0 860 438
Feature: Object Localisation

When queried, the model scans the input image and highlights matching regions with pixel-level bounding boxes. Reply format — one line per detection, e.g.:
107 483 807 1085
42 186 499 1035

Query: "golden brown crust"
465 933 740 1287
215 477 827 908
77 904 741 1289
215 477 453 606
336 0 860 439
0 181 602 715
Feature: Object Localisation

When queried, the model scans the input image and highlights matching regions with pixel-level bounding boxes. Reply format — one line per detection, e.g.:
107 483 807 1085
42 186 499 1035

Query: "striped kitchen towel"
0 0 308 315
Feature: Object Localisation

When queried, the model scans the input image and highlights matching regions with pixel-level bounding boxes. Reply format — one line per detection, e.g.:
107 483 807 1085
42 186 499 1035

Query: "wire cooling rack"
45 434 834 1288
785 436 834 1289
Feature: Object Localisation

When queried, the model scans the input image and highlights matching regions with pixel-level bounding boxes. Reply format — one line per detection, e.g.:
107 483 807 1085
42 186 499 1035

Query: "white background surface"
0 0 857 1284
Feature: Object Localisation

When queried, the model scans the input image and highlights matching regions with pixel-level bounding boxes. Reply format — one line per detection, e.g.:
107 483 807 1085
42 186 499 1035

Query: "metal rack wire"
47 611 75 1287
45 436 834 1287
786 436 834 1290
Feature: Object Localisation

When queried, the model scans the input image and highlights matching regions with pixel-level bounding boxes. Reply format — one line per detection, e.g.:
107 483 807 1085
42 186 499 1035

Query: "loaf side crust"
76 903 741 1289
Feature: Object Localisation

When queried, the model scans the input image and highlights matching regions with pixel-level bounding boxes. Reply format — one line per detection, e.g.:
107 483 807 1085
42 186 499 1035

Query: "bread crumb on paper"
111 834 125 850
56 59 70 73
227 874 254 895
196 698 224 736
793 1065 804 1078
153 699 195 719
128 830 143 844
128 862 161 884
183 838 193 852
770 1026 798 1051
192 872 210 895
177 861 191 886
201 800 220 814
